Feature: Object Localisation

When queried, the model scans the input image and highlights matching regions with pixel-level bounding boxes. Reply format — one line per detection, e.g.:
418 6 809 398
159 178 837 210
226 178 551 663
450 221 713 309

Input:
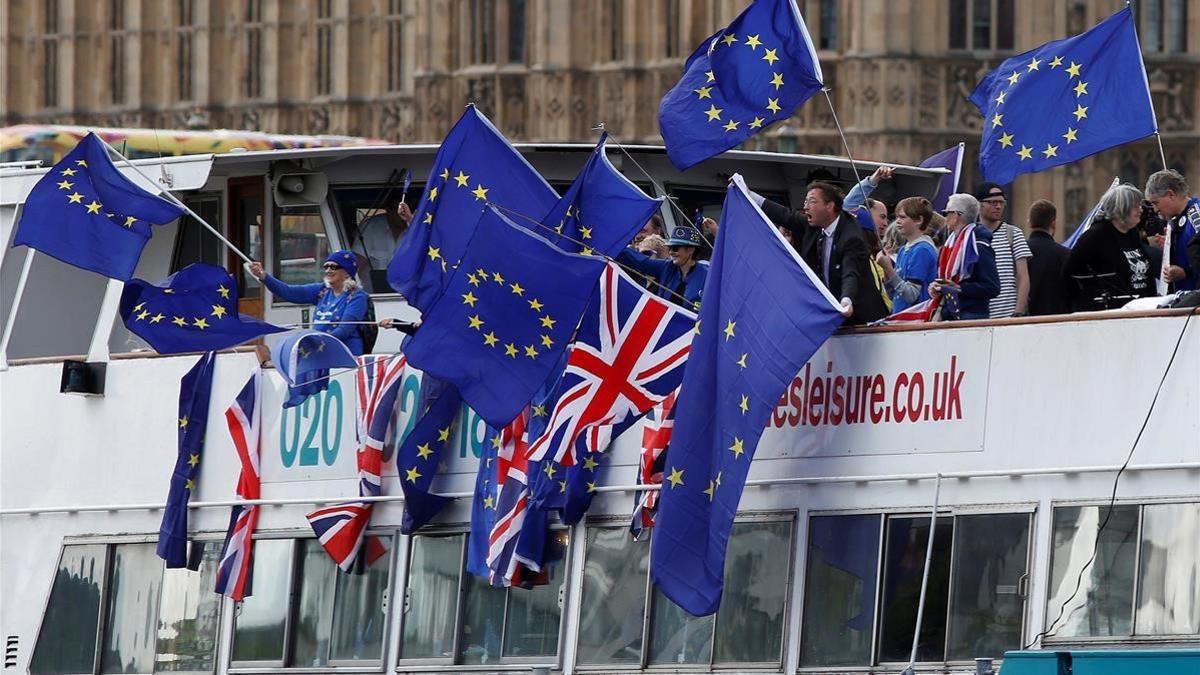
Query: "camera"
1140 200 1167 237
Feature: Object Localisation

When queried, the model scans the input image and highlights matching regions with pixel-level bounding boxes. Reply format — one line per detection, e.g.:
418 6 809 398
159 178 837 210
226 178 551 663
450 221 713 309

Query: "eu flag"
120 263 287 354
270 330 358 408
12 133 185 280
969 7 1156 185
403 206 606 428
918 144 965 212
540 133 663 256
649 175 843 616
386 105 558 312
659 0 824 171
157 351 217 568
396 376 461 534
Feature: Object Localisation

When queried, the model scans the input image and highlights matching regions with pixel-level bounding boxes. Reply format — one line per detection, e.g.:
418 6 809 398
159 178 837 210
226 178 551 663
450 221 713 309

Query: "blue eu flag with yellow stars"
403 206 606 428
157 351 217 568
970 7 1156 185
650 175 843 616
397 376 462 534
659 0 824 171
12 132 186 280
541 133 663 256
120 263 287 354
386 105 558 312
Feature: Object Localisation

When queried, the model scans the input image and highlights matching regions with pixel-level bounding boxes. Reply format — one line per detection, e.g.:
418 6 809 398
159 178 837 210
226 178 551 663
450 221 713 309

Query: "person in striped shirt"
974 182 1032 318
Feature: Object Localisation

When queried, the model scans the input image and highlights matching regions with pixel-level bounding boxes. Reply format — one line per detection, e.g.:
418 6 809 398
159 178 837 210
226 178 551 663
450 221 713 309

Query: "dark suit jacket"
760 200 887 324
1026 230 1071 316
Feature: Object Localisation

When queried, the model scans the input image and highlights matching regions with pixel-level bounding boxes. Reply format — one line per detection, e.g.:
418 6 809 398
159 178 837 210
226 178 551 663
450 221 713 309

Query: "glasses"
668 245 683 252
940 210 961 217
322 263 341 271
803 198 827 206
980 197 1006 205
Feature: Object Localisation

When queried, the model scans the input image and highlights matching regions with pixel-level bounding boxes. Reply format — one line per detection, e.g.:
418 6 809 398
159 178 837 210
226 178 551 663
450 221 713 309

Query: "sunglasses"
980 197 1006 205
322 263 342 271
940 210 961 217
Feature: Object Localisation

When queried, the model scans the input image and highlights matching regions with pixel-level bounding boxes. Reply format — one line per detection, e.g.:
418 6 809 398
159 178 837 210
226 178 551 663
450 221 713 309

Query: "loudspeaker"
271 161 329 207
60 360 106 396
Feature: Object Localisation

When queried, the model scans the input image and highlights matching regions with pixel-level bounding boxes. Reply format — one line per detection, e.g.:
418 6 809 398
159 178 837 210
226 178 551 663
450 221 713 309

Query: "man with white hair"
1144 169 1199 292
929 193 1000 320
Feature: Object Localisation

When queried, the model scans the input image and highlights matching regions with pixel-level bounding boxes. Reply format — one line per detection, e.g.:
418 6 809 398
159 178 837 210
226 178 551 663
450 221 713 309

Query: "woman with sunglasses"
248 249 370 355
616 222 709 311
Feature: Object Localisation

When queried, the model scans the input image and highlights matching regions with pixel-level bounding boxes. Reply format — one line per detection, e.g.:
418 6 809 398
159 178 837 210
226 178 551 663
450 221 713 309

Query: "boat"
1 141 1196 674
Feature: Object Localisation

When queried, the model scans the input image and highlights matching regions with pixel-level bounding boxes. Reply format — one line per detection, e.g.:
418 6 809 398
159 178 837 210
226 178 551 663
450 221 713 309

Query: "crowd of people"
621 167 1200 325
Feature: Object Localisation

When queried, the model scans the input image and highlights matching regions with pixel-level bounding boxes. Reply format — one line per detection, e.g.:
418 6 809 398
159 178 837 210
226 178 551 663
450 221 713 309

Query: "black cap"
974 182 1005 201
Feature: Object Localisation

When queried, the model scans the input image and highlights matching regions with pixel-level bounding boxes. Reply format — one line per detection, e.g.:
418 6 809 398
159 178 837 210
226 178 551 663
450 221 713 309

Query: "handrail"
2 461 1196 517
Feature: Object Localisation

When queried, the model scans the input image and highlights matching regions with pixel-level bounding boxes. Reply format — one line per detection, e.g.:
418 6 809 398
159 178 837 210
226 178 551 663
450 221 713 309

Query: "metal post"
86 279 124 363
903 472 943 674
0 247 35 370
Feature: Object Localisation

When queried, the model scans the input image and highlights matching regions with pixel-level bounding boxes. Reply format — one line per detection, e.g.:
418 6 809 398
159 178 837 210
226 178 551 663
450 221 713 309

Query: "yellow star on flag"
1027 57 1041 71
193 317 209 329
528 298 543 311
60 167 77 176
524 344 539 359
532 404 547 417
406 467 422 483
483 331 499 347
766 98 781 113
1073 81 1088 97
187 453 200 467
705 70 715 82
991 113 1003 128
762 48 778 65
509 282 524 296
123 216 137 228
703 479 716 501
416 443 433 459
1049 55 1063 68
150 313 164 323
1065 61 1082 78
544 463 557 478
467 273 481 286
998 132 1015 148
723 120 739 132
583 456 598 471
468 314 484 330
173 316 187 327
492 271 505 284
426 246 442 261
694 86 713 99
462 291 478 306
1042 144 1059 159
504 343 518 358
721 33 737 47
667 467 685 488
769 72 784 90
218 285 231 299
1016 145 1033 160
704 104 723 122
67 192 83 204
995 91 1006 105
429 186 439 201
57 180 73 190
1063 127 1078 143
136 309 150 321
210 305 227 318
424 213 433 224
1073 104 1088 121
723 319 736 340
483 495 495 509
729 437 745 458
540 334 553 348
586 481 598 493
744 34 762 49
76 159 87 167
179 416 189 428
749 117 765 129
738 394 750 414
440 168 450 180
539 315 556 329
736 353 748 368
472 185 489 201
437 426 451 442
580 226 593 240
454 171 470 187
1007 71 1020 86
185 478 196 490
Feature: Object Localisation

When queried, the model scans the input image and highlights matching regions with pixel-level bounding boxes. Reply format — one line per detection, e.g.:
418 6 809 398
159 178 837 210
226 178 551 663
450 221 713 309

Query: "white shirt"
821 217 839 284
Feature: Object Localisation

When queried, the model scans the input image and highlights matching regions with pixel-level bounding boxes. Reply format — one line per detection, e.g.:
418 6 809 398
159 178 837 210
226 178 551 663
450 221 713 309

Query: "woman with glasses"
248 249 370 355
929 194 1001 320
617 222 709 311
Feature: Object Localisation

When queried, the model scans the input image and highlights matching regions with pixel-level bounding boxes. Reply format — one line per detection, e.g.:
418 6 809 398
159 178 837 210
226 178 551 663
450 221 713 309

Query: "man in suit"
1024 199 1071 316
756 181 887 324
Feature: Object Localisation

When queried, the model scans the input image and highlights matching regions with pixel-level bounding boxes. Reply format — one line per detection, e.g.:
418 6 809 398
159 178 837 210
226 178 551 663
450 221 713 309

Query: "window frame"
326 181 426 298
947 0 1015 52
268 199 345 305
228 532 397 670
574 511 797 671
30 535 228 675
1041 497 1200 646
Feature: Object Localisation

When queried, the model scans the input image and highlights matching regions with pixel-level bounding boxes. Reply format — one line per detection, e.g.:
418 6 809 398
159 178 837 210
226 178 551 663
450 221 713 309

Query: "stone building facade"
3 0 1197 224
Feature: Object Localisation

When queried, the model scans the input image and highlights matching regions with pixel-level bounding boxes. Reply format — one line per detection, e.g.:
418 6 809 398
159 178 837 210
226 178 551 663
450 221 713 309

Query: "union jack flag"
215 371 262 600
630 390 677 539
486 408 536 585
527 263 695 467
306 354 407 573
882 222 982 324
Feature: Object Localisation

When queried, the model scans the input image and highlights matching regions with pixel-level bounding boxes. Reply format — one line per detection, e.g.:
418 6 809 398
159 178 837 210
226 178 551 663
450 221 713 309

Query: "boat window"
946 513 1031 660
30 542 223 675
170 196 222 273
30 544 106 675
273 206 331 287
712 521 792 663
330 185 422 294
1045 505 1139 638
100 544 163 673
878 516 954 662
1135 502 1200 635
396 529 568 666
800 514 881 667
575 527 649 666
230 536 392 667
154 544 222 672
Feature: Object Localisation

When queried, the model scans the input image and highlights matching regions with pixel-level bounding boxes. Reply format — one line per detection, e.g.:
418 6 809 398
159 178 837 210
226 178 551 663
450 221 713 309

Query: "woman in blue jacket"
248 249 369 355
616 222 709 311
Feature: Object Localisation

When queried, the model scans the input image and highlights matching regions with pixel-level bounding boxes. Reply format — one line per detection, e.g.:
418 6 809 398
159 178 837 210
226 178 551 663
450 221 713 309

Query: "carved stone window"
1140 0 1187 54
948 0 1014 52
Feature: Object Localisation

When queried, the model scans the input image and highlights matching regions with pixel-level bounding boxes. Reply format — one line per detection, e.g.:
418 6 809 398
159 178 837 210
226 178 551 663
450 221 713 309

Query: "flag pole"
902 472 942 675
0 244 34 370
98 138 254 265
821 88 865 187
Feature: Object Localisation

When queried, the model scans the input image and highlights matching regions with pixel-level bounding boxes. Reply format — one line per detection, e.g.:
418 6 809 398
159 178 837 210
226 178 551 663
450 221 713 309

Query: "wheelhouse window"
331 183 422 294
272 206 331 288
231 537 392 667
30 542 222 675
576 517 794 669
1046 502 1199 640
397 531 568 666
800 511 1032 667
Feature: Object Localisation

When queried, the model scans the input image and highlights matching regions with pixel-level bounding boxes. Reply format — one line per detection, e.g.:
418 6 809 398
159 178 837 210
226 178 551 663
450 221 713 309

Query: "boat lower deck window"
1046 501 1200 640
230 536 392 667
800 511 1032 667
30 542 222 675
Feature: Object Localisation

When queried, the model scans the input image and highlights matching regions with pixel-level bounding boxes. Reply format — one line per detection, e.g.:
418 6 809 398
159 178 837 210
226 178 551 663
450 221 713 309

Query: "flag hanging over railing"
214 370 263 601
157 351 217 568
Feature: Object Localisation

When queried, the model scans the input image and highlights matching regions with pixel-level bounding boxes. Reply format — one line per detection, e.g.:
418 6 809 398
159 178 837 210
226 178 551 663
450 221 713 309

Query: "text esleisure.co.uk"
771 355 966 428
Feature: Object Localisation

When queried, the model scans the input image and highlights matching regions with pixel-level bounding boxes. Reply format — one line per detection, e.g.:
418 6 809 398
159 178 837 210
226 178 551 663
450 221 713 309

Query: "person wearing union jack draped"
617 222 709 311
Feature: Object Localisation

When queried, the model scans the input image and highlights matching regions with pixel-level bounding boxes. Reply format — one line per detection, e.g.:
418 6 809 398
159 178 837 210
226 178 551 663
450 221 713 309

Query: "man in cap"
974 182 1032 318
617 221 710 311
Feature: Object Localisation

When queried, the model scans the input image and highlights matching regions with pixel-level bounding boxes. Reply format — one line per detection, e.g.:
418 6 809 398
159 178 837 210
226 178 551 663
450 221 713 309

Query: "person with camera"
1144 169 1199 292
1064 184 1157 311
